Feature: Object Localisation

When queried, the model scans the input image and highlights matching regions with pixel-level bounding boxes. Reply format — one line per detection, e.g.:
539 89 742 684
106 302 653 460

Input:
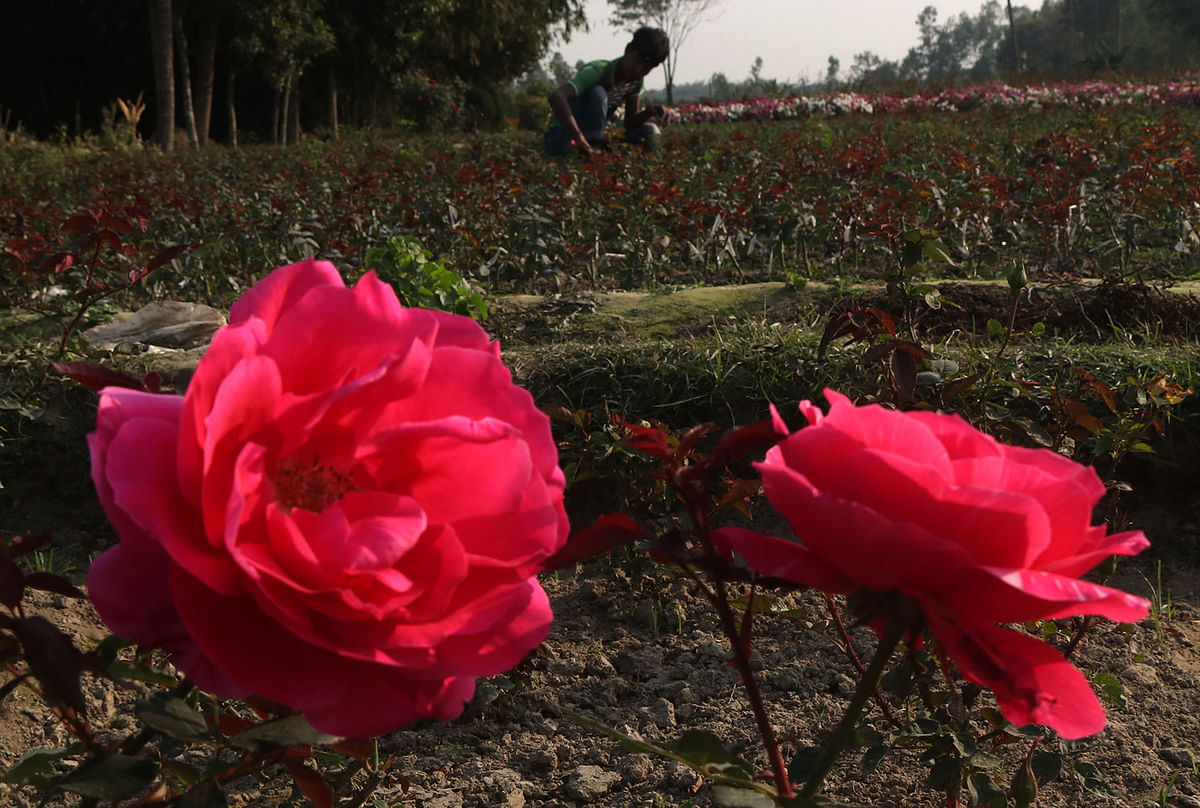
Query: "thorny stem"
1063 615 1094 659
802 618 905 799
709 577 794 798
677 559 792 796
678 467 793 797
822 594 902 729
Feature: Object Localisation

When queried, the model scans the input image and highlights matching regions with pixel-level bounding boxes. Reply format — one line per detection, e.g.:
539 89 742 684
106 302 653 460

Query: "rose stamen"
276 456 355 513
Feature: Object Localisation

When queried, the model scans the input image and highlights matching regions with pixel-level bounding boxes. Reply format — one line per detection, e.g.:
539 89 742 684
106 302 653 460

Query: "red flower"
88 259 568 737
718 390 1149 738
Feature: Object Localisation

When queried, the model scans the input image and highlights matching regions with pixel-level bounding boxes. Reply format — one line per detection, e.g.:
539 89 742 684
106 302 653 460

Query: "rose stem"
822 593 902 729
710 577 794 798
801 618 905 799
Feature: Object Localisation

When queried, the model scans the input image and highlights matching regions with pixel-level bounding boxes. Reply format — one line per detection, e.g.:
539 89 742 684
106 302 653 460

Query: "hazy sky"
553 0 1004 89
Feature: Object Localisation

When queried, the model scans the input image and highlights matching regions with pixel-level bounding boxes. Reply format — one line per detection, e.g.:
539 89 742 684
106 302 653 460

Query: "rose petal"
927 609 1107 739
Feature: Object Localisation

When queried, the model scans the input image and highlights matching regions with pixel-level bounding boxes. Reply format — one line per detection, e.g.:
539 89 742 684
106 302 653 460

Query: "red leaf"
863 342 896 363
97 214 140 235
890 349 918 402
865 307 897 336
329 737 375 762
7 615 86 717
709 414 790 469
283 758 333 808
540 514 644 572
52 361 152 393
24 573 87 600
60 214 97 235
143 243 190 274
675 422 716 461
213 713 255 737
620 422 673 459
0 558 24 609
3 533 53 559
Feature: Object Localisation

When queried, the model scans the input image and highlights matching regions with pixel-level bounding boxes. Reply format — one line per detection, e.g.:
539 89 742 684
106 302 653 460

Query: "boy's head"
626 27 669 73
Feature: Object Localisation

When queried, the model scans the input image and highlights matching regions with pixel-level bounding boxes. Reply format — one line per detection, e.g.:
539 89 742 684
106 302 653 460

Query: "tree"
708 71 730 101
608 0 725 105
149 0 175 149
549 51 574 84
824 56 840 90
1148 0 1200 43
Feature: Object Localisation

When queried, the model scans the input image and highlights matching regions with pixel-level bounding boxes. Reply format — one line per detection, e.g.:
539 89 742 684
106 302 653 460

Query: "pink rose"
87 259 568 737
719 390 1150 739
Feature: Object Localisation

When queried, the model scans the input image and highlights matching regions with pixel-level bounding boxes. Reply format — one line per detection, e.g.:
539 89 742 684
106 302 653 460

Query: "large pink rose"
87 259 568 737
718 390 1150 739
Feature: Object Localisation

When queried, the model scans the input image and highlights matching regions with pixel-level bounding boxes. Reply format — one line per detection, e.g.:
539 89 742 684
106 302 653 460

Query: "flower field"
4 79 1200 312
1 83 1200 808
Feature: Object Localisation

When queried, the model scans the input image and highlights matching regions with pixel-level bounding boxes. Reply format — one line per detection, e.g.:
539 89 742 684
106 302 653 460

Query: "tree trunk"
328 66 338 140
664 54 675 106
194 10 217 145
149 0 174 150
277 73 293 145
227 68 238 148
286 71 301 145
271 83 282 145
173 10 198 147
1006 0 1019 74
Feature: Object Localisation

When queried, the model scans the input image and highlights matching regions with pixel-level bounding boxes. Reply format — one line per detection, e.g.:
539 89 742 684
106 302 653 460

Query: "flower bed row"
664 77 1200 124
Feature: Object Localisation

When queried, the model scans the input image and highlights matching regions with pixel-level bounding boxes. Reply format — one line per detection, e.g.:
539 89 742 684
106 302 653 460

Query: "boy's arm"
548 83 594 155
624 93 665 130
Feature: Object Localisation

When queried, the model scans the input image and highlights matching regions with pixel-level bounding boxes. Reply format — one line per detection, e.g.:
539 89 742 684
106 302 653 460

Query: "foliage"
4 85 1200 301
393 69 467 131
361 235 488 320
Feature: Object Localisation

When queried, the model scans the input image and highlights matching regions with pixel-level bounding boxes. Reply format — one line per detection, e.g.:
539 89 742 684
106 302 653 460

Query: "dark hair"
630 27 669 68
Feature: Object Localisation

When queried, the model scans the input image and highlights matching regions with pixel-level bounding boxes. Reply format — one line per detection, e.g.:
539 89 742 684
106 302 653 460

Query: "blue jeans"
544 85 660 156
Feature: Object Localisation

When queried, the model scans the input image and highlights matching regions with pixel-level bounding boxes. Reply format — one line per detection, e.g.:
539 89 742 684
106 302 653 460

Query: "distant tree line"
647 0 1200 104
0 0 584 144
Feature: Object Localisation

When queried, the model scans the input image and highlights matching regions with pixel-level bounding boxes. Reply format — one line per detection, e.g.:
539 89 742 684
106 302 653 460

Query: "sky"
552 0 1004 90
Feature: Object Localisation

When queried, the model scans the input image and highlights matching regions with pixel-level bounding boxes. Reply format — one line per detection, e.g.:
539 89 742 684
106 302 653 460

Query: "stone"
564 764 621 801
83 301 226 349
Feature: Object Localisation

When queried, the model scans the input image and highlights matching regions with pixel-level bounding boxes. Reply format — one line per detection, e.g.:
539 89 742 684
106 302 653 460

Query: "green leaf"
4 744 84 786
230 715 339 750
59 753 158 800
675 730 755 780
1073 760 1121 798
787 745 823 783
1011 756 1038 807
1031 750 1062 785
986 318 1007 337
967 772 1007 808
1091 672 1128 710
860 745 887 776
136 694 212 742
712 784 776 807
924 755 959 789
922 238 954 265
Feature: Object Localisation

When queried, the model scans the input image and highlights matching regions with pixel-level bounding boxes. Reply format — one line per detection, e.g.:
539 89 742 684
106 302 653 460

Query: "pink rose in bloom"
718 390 1150 739
87 259 568 737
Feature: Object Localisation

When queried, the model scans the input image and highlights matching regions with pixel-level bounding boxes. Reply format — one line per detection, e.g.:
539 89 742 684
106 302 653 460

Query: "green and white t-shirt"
568 58 644 121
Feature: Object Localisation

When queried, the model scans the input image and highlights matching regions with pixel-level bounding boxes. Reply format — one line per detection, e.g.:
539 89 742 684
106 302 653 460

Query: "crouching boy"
545 26 669 157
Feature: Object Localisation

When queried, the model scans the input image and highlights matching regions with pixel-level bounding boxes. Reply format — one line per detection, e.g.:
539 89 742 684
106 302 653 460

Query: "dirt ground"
3 279 1200 807
2 540 1199 808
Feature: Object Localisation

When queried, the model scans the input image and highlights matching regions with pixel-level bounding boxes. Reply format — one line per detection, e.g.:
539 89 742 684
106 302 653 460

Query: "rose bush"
87 259 568 737
719 389 1151 739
